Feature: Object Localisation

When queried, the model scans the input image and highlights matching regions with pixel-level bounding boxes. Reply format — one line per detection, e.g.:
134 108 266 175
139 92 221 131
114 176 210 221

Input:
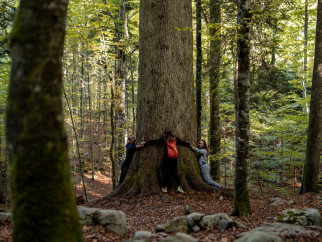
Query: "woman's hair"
200 139 210 154
163 128 174 140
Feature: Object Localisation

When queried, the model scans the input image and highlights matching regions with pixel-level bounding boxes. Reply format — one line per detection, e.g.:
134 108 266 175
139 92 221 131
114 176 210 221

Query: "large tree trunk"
300 0 322 194
114 0 216 196
209 0 221 182
6 0 83 241
232 0 252 216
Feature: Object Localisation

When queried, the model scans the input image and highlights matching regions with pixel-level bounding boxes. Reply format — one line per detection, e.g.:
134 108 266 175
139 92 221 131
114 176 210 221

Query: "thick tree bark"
196 0 202 141
209 0 221 182
112 0 220 197
232 0 252 216
6 0 83 241
301 0 322 194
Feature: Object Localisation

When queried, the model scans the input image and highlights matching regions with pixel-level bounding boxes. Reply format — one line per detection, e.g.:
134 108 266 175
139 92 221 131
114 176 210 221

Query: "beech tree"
301 0 322 194
113 0 219 196
232 0 252 216
6 0 83 241
209 0 221 182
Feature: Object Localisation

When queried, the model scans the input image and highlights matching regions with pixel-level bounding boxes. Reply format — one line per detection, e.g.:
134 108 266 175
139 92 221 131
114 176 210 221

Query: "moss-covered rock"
277 208 321 226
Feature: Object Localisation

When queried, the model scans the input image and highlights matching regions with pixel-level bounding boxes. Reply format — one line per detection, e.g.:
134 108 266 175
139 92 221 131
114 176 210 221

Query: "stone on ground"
278 208 321 226
77 206 127 234
235 231 282 242
160 232 198 242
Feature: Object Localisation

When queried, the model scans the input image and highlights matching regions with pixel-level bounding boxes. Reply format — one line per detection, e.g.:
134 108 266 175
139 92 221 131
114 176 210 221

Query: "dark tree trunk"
196 0 202 141
6 0 83 241
232 0 252 216
113 0 221 197
300 0 322 194
209 0 221 182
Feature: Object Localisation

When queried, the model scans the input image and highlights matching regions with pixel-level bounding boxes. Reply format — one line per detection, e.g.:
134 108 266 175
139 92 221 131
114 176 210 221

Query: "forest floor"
0 170 320 242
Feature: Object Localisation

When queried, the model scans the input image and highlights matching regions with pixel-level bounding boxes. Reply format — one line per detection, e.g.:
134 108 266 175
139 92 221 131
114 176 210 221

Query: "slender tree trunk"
115 0 127 178
303 0 309 114
105 68 117 189
232 0 252 217
209 0 221 182
196 0 202 141
113 0 223 197
63 86 88 202
300 0 322 194
86 56 94 180
124 9 136 133
6 1 83 240
96 73 102 163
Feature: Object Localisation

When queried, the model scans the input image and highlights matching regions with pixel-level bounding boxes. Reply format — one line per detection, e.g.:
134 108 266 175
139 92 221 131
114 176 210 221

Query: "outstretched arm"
145 138 165 146
176 137 190 147
192 147 207 155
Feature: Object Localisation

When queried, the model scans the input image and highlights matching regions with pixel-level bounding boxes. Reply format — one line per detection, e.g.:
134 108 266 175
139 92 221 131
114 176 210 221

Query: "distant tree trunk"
303 0 309 114
105 68 117 189
113 0 218 197
115 0 126 177
209 0 221 182
124 7 136 133
232 0 252 217
196 0 202 141
79 50 85 148
6 0 83 241
96 73 102 163
86 57 94 180
300 0 322 194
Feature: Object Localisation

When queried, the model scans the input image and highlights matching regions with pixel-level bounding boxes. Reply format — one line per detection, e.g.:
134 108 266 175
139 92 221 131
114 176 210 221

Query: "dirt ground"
0 169 320 242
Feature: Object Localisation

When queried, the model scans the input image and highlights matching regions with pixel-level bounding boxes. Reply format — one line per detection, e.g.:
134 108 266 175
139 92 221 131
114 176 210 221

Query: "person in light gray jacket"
191 140 221 188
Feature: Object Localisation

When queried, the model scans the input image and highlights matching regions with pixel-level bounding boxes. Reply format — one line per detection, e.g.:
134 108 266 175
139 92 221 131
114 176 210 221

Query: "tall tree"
114 0 217 196
209 0 221 182
6 0 83 241
196 0 202 141
115 0 127 175
232 0 252 216
300 0 322 194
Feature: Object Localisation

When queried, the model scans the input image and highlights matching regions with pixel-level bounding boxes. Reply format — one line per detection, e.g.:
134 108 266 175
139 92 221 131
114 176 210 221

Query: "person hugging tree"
144 129 190 193
191 140 222 188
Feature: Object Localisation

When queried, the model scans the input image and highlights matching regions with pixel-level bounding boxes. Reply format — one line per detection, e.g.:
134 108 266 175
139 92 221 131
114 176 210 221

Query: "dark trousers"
162 156 181 187
116 160 130 189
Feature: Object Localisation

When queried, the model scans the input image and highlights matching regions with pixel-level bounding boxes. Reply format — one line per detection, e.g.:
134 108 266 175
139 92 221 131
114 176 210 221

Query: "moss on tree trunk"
301 0 322 194
6 1 83 241
232 0 252 216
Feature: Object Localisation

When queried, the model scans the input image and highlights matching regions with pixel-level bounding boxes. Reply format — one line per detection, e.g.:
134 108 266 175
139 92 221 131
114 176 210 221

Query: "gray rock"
0 212 11 221
134 231 153 240
160 232 198 242
235 231 282 242
252 222 320 238
187 212 204 232
218 218 234 232
77 206 127 234
155 216 188 233
201 213 230 229
278 208 321 226
269 197 293 206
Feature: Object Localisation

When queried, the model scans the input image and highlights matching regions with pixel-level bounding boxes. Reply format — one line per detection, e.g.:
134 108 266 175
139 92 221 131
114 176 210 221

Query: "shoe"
162 187 168 193
177 186 184 193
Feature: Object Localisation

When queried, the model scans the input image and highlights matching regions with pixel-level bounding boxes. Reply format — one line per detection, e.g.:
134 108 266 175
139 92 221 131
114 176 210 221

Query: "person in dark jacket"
190 140 221 188
115 135 144 189
145 129 190 193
